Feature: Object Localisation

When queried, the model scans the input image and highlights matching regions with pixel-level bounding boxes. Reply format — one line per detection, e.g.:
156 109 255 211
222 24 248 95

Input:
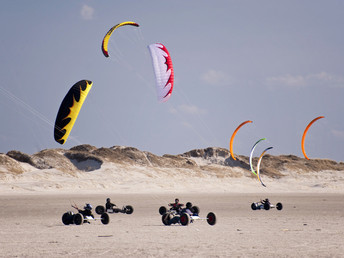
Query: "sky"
1 1 344 162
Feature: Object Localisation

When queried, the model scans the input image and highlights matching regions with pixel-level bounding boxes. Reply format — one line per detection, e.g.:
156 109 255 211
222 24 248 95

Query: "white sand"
0 192 344 257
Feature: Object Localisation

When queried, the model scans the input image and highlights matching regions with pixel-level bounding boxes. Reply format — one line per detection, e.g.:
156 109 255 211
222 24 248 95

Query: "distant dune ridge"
1 144 344 193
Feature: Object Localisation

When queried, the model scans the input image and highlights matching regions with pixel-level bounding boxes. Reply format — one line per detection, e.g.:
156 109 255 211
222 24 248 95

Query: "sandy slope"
1 162 344 195
1 145 344 195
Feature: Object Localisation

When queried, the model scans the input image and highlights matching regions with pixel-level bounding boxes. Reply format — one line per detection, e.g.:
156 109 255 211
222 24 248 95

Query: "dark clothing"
78 209 94 218
262 199 270 205
106 202 116 210
169 203 183 212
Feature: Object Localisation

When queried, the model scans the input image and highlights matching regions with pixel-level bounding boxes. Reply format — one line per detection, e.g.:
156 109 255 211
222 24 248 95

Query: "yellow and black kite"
54 80 93 144
101 21 139 58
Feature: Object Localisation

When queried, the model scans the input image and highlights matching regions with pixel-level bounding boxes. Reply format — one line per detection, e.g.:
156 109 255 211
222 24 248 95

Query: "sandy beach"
1 192 344 257
1 146 344 257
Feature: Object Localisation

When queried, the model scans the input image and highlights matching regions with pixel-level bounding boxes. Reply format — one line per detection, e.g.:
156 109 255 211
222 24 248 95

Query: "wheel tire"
95 205 105 215
192 206 200 215
73 213 84 225
251 203 257 210
264 202 270 210
125 205 134 214
276 202 283 210
207 212 216 226
159 206 167 215
162 213 172 225
180 213 190 226
62 211 74 225
101 213 110 225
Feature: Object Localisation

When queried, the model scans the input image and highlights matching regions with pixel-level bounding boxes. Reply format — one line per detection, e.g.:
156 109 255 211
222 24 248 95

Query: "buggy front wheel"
207 212 216 226
125 205 134 214
276 202 283 210
101 213 110 225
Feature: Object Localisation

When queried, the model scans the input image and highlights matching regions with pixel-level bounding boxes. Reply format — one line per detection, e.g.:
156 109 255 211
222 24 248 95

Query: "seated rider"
169 198 184 212
182 202 194 216
105 198 116 210
77 203 94 218
262 198 270 205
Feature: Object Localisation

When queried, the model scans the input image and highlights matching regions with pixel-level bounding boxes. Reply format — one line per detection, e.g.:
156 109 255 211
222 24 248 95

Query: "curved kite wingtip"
101 21 140 58
229 120 253 161
256 146 273 188
249 138 266 176
301 116 325 160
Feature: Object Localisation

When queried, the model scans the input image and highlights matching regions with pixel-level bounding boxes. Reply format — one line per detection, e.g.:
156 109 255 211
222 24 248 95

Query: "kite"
256 147 273 187
249 138 266 175
54 80 93 144
301 116 325 160
229 120 252 160
101 21 140 58
148 43 174 102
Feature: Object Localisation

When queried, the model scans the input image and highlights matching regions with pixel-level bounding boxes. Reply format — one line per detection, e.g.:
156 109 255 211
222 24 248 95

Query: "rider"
77 203 94 218
262 198 270 205
169 198 184 213
105 198 117 210
182 202 194 216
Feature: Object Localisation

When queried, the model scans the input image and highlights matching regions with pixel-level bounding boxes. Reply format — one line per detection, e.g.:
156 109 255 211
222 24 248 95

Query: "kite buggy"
251 198 283 211
160 200 216 226
159 198 200 215
62 203 110 225
95 198 134 215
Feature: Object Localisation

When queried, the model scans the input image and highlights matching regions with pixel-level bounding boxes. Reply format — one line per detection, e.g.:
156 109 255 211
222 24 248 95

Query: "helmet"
186 202 192 208
106 198 110 202
175 198 179 203
84 203 92 210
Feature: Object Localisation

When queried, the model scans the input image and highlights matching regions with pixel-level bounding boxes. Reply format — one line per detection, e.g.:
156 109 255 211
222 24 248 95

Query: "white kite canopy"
148 43 174 103
249 138 266 175
257 146 273 187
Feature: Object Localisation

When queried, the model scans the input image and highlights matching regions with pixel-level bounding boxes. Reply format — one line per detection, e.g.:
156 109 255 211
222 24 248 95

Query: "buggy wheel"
101 213 110 225
162 213 172 225
62 211 74 225
192 206 200 215
264 202 270 210
125 205 134 214
207 212 216 226
159 206 167 215
95 205 105 215
180 213 190 226
251 203 257 210
73 213 84 225
276 202 283 210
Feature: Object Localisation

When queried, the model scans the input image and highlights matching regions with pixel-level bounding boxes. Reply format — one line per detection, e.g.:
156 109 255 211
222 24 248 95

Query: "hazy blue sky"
1 1 344 161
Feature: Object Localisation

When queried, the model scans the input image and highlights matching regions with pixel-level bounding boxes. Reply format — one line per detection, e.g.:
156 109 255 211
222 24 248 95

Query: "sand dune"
1 145 344 194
